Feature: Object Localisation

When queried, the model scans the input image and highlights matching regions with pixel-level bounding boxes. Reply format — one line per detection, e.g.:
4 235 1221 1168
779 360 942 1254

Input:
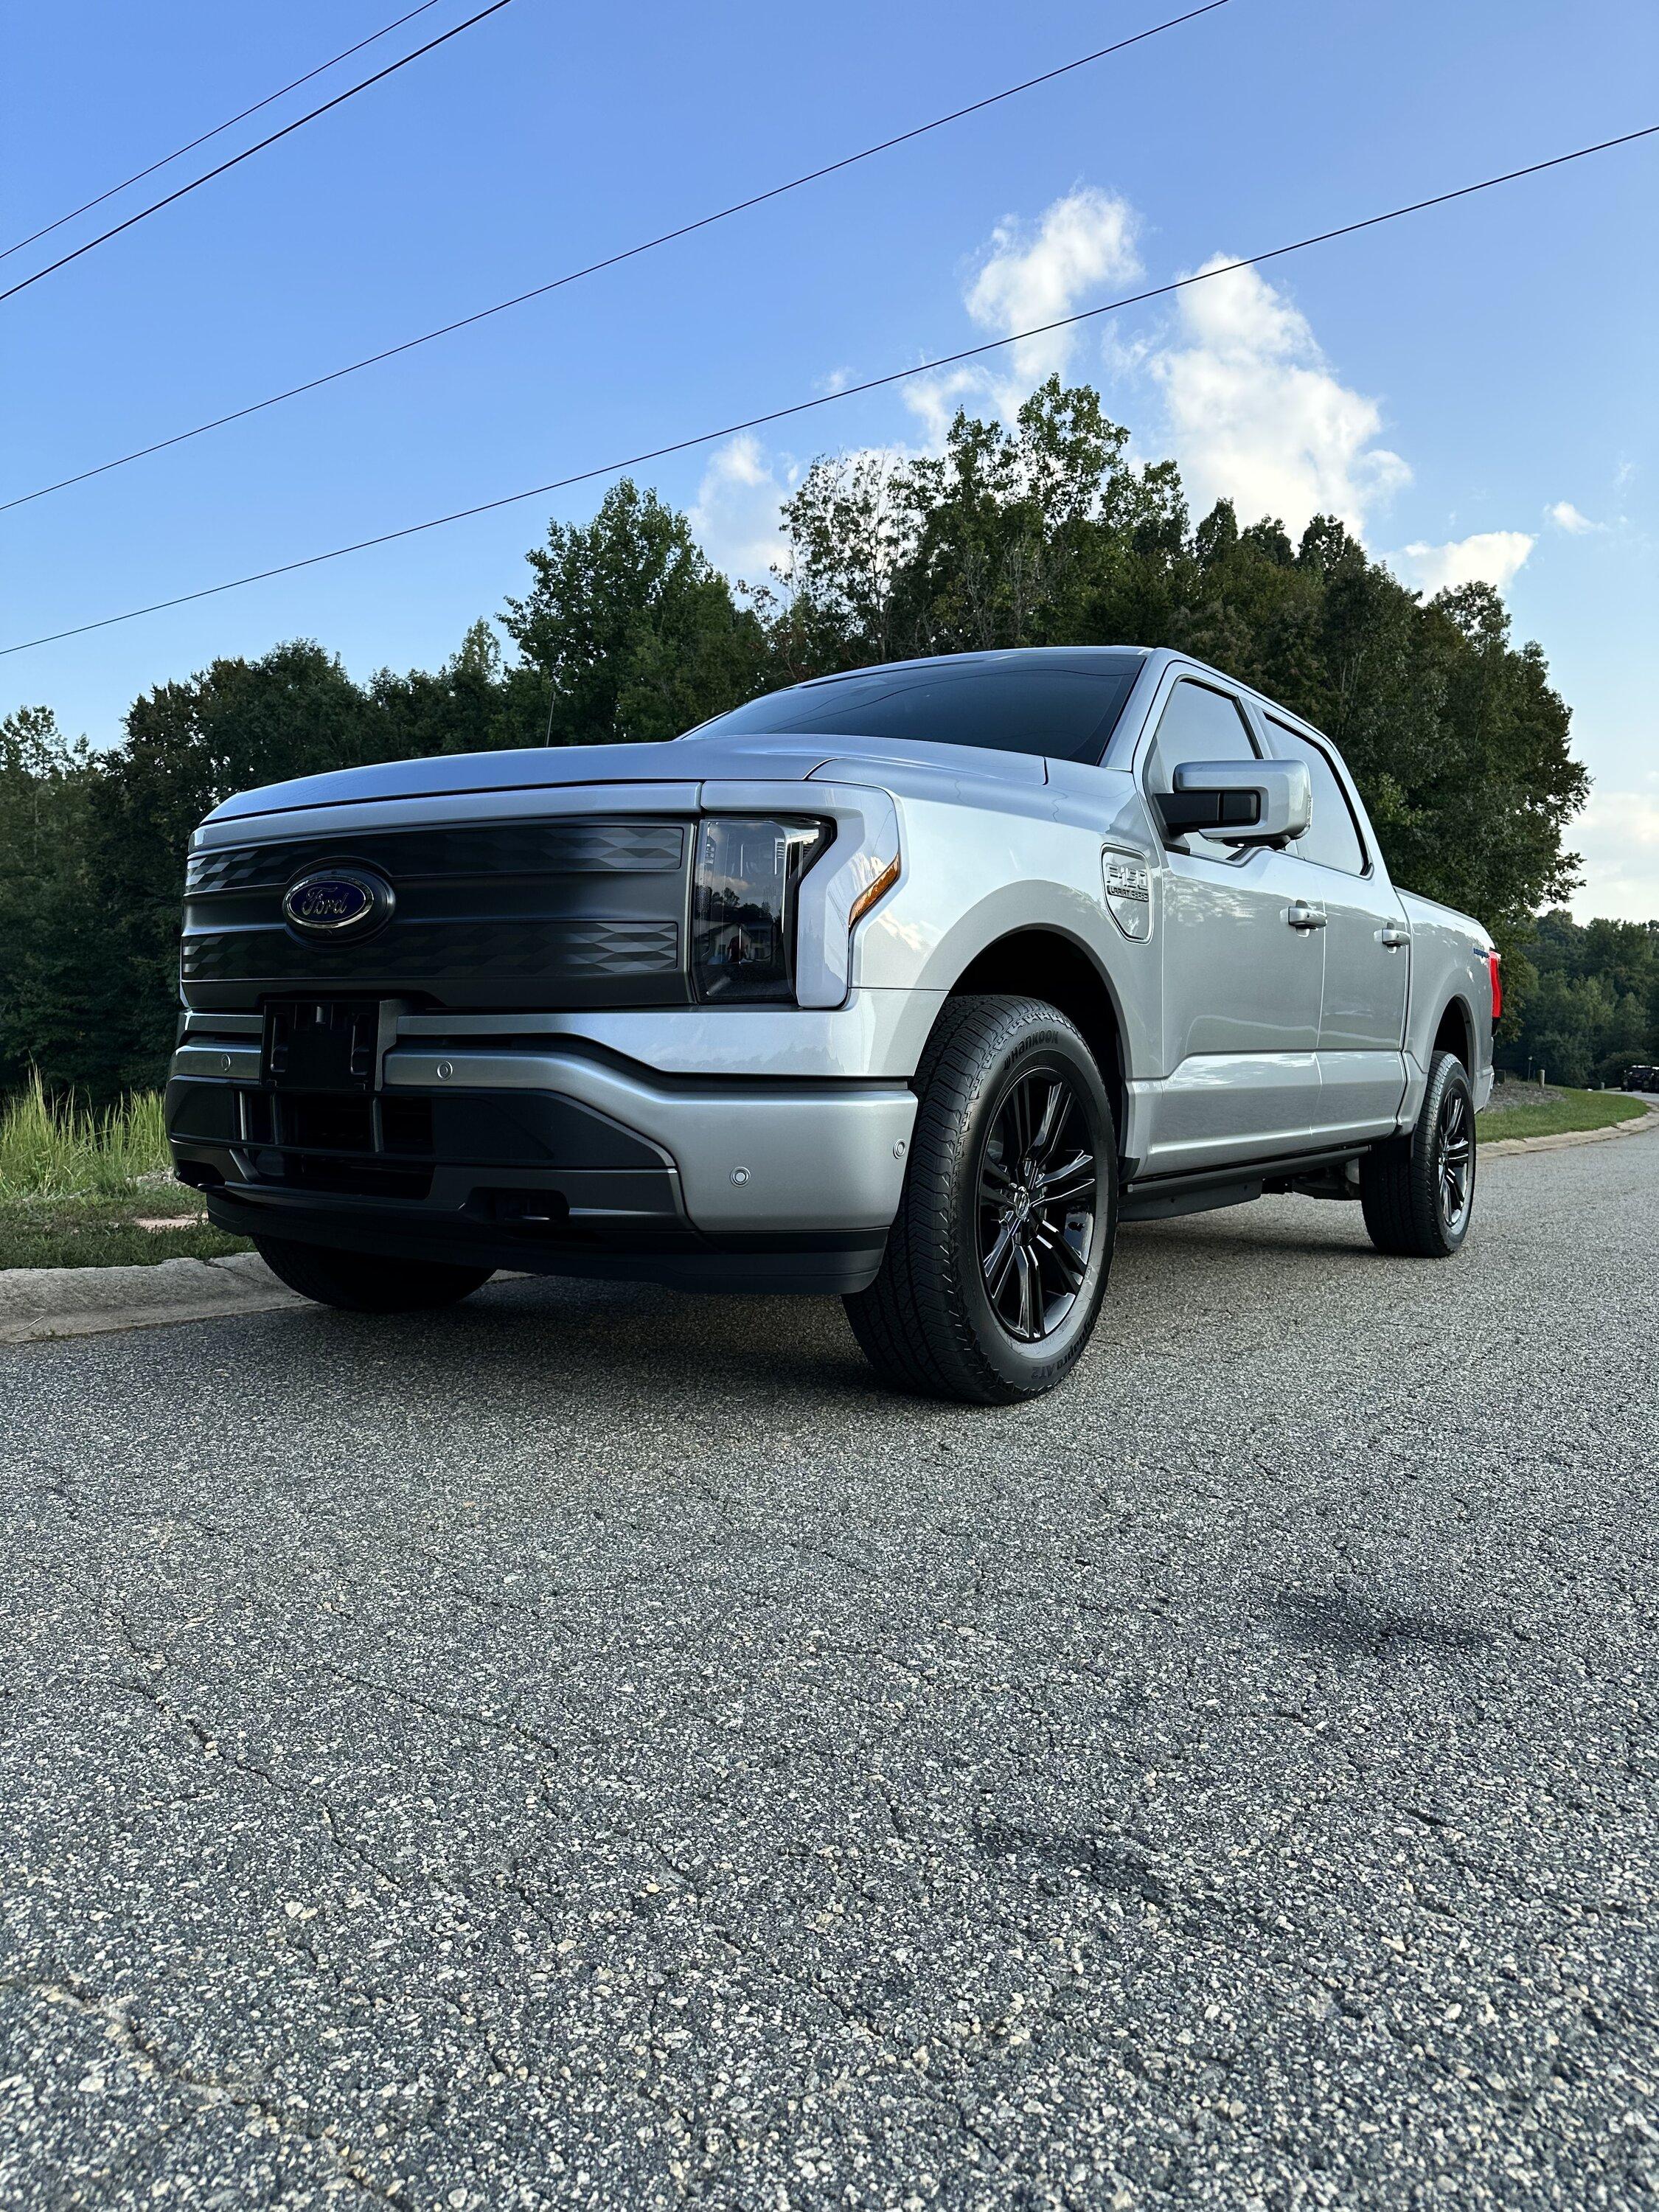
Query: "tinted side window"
1266 722 1367 874
1143 681 1259 854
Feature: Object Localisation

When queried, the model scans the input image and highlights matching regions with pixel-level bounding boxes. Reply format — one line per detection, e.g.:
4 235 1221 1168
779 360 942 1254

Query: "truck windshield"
687 655 1144 763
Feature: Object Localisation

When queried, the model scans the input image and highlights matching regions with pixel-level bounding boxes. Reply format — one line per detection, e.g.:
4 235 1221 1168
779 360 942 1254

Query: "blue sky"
3 0 1655 915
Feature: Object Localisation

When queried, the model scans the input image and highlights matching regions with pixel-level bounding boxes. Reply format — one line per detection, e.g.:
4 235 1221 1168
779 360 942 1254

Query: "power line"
1 0 1233 517
0 0 516 308
0 1 447 268
2 124 1652 660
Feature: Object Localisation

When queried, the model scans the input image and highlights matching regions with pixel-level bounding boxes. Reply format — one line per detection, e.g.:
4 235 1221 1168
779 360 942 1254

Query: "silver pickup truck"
167 647 1498 1402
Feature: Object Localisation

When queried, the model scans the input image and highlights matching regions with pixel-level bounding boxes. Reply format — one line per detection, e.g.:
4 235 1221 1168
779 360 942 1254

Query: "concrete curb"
0 1251 304 1347
1481 1100 1659 1158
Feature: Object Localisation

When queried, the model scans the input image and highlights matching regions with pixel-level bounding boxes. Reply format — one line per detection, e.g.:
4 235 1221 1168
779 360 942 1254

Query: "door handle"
1287 901 1327 931
1378 925 1411 948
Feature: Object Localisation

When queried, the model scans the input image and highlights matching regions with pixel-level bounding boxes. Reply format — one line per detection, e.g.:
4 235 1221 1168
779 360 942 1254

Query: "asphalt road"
4 1132 1656 2211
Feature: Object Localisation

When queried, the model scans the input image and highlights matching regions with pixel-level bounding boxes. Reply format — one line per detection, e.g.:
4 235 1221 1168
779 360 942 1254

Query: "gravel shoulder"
1 1138 1655 2209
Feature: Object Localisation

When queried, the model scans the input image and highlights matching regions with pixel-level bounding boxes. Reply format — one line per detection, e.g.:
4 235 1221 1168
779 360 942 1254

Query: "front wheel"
845 995 1117 1404
254 1236 495 1312
1360 1048 1476 1258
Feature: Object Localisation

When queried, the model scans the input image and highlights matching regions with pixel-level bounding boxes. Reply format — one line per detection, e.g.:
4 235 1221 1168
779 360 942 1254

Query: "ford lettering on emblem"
281 867 393 939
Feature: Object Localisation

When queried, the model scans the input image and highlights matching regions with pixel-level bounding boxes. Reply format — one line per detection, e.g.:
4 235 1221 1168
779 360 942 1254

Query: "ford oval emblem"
281 866 394 939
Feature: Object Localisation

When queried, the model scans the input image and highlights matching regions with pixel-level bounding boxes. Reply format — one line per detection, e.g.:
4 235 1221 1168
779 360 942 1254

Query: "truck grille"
181 816 692 1012
185 819 684 894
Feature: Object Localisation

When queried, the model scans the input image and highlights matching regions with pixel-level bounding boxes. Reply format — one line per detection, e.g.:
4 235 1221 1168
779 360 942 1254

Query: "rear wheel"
254 1237 494 1312
845 995 1117 1404
1360 1048 1476 1258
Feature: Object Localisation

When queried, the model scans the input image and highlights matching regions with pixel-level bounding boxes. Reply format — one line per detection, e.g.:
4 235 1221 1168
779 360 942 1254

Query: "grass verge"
0 1187 250 1270
0 1072 171 1199
1478 1085 1649 1143
0 1077 251 1267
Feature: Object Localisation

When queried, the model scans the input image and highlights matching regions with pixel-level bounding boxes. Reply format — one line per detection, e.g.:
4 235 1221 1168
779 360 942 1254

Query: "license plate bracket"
263 1000 383 1093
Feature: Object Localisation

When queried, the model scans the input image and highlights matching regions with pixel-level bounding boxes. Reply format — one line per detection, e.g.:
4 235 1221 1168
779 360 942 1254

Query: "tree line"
1506 910 1659 1088
3 377 1638 1105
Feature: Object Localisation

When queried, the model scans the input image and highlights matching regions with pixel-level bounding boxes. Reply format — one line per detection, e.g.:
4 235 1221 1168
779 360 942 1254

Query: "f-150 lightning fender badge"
1102 850 1152 940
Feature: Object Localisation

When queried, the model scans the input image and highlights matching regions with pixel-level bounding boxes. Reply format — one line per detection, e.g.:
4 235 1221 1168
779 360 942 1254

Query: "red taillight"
1488 950 1503 1023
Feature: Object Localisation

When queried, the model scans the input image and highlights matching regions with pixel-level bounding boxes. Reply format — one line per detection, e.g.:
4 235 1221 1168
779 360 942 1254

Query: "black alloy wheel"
1435 1077 1475 1237
844 994 1118 1403
976 1061 1101 1343
1360 1047 1477 1258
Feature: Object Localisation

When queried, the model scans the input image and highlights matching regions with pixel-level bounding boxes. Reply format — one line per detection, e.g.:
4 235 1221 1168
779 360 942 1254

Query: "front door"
1138 678 1325 1173
1260 718 1408 1139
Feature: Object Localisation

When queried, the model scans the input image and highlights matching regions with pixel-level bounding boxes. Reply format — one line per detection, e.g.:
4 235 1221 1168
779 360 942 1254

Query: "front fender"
848 779 1159 1101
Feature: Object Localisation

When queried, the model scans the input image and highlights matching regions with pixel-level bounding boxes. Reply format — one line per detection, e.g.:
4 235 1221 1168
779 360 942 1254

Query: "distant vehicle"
1623 1065 1658 1092
167 647 1499 1403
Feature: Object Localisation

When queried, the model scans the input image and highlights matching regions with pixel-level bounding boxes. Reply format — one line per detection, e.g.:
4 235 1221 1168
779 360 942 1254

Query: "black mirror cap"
1158 787 1262 833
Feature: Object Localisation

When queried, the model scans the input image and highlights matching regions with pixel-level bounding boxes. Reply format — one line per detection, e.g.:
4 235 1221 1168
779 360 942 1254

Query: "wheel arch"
933 925 1129 1144
1432 994 1476 1076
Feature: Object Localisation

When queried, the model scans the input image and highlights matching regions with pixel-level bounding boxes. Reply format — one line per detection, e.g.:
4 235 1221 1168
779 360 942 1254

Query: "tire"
254 1236 494 1312
845 995 1118 1404
1360 1048 1476 1258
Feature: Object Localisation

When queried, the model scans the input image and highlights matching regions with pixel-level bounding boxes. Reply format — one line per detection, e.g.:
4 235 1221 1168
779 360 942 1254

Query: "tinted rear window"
690 659 1144 763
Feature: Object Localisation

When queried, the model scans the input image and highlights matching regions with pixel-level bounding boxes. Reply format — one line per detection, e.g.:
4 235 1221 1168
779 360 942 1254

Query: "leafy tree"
770 378 1585 988
0 378 1619 1101
0 708 105 1095
501 480 766 745
369 621 519 761
1502 908 1659 1083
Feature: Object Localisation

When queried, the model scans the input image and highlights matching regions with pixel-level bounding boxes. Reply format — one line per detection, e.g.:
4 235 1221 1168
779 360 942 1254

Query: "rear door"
1138 675 1324 1172
1258 716 1409 1138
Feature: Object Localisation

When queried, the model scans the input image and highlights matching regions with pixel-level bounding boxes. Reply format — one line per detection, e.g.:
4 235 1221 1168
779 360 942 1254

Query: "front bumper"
167 1036 917 1295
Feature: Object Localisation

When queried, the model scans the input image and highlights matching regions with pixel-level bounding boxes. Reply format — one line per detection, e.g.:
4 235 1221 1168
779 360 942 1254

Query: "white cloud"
884 189 1142 450
1141 257 1410 538
901 364 990 450
1389 530 1536 595
1546 499 1601 534
695 191 1141 586
688 434 795 586
693 188 1543 616
965 187 1141 390
1570 783 1659 922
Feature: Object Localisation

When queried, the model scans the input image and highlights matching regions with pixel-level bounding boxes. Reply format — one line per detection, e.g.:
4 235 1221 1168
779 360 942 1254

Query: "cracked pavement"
2 1133 1656 2208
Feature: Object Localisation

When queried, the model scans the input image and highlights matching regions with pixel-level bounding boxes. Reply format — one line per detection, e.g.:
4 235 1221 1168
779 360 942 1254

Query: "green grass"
0 1074 250 1267
0 1189 250 1270
1478 1085 1649 1142
0 1071 172 1200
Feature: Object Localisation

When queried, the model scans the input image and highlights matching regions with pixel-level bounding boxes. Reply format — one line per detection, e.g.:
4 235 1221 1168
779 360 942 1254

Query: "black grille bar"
187 818 685 894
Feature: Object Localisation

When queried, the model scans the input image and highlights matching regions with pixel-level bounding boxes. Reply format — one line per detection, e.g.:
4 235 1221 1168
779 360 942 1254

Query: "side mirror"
1160 759 1312 846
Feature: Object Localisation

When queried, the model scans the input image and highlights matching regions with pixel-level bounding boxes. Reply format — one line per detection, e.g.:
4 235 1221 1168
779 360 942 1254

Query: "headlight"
690 815 832 1004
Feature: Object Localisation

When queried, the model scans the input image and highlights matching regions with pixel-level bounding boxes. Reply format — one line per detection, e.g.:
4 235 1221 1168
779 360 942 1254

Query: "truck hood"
206 728 1048 823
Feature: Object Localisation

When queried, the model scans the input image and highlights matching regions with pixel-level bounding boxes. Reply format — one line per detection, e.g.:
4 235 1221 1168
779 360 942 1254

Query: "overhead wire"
0 1 448 266
4 123 1652 658
1 0 1232 514
0 0 517 307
